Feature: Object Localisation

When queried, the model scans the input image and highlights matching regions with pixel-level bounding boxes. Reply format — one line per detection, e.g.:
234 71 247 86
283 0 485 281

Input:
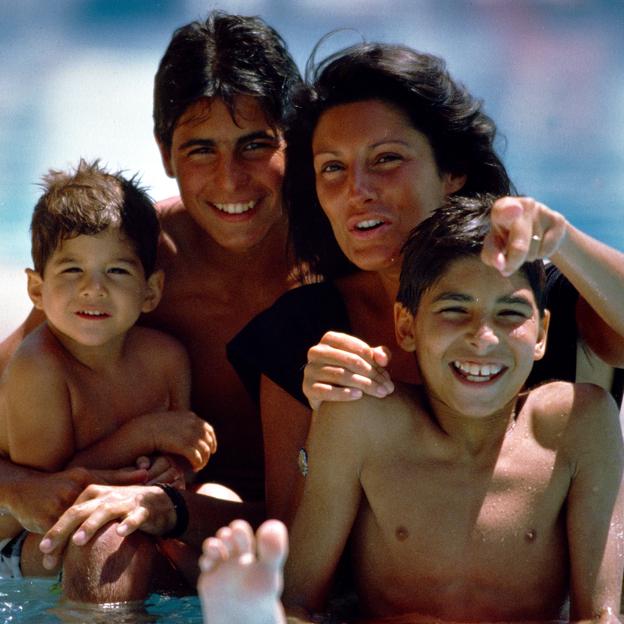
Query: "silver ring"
531 234 542 243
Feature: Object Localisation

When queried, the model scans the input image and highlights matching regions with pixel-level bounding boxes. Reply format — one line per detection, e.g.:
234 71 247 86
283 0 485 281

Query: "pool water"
0 579 203 623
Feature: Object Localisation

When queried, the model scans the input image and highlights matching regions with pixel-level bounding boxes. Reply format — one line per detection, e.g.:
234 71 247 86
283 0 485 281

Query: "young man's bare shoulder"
154 196 199 270
126 325 188 363
155 195 184 219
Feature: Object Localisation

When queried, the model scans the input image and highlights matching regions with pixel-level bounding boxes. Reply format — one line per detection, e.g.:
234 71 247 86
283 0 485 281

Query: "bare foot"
198 519 288 624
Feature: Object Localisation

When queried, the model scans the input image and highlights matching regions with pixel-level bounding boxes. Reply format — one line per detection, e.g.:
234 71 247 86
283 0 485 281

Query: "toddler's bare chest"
67 368 170 449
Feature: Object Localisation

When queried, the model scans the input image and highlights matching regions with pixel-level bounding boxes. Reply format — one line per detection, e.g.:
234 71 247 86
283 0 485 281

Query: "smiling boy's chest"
353 452 570 615
357 437 570 566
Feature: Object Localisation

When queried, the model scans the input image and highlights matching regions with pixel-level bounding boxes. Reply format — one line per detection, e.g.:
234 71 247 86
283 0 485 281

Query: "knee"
62 522 157 603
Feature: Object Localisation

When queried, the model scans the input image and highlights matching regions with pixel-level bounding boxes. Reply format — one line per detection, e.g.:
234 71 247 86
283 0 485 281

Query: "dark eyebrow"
236 130 279 145
433 292 473 303
498 294 533 309
433 292 534 309
178 130 278 152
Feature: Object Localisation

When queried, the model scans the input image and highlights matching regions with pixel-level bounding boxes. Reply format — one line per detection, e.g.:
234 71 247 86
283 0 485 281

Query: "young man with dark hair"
0 11 302 601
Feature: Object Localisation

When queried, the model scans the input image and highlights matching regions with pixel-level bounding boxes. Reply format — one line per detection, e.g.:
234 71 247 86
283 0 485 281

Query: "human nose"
347 163 376 205
467 317 499 352
215 153 249 193
80 272 107 297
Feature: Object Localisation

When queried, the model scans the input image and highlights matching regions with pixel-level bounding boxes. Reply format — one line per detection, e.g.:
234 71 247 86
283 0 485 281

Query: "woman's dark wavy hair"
154 11 303 149
285 42 516 281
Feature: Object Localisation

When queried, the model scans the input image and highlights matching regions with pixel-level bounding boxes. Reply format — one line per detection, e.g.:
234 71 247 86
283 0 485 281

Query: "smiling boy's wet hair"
396 194 546 315
30 159 159 277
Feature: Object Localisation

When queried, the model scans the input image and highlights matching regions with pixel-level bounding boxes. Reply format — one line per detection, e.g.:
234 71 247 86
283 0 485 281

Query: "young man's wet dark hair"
153 11 303 150
396 194 546 316
285 42 515 280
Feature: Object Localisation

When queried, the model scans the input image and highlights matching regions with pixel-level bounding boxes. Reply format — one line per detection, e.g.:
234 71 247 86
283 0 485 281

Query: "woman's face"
312 99 465 275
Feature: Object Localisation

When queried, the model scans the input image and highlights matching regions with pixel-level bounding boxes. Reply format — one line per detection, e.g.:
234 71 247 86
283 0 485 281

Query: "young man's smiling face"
395 255 549 419
159 94 286 254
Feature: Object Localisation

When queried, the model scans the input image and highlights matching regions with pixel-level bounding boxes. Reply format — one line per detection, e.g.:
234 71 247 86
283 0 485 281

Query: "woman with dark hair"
228 41 624 525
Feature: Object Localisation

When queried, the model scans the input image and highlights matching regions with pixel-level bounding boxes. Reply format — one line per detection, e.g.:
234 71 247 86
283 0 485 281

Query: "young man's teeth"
80 310 105 316
214 201 255 214
356 219 383 230
453 361 502 381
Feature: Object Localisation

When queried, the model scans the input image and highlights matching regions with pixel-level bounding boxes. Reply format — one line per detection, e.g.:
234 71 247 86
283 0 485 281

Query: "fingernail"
73 530 86 545
375 386 389 397
117 523 129 536
39 538 51 552
43 554 56 570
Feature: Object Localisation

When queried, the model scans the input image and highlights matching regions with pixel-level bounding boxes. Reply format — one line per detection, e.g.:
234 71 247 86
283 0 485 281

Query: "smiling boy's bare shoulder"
317 382 426 438
525 380 620 449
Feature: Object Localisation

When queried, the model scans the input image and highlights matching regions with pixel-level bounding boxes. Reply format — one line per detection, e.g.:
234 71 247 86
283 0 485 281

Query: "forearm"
181 491 266 550
552 224 624 344
67 420 153 470
0 458 36 511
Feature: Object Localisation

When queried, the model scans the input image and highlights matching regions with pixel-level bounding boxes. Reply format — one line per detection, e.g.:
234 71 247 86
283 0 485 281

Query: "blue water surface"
0 579 203 623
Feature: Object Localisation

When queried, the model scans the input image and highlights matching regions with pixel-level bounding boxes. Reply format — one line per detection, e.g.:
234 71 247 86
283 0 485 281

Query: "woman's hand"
39 484 177 570
303 331 395 410
481 196 568 275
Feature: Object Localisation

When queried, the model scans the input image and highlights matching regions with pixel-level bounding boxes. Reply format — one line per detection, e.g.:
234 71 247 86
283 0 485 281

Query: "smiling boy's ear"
394 302 417 352
533 308 550 361
26 269 44 310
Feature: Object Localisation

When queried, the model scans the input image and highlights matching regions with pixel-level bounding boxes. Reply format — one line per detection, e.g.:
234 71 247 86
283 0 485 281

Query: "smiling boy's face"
395 255 549 418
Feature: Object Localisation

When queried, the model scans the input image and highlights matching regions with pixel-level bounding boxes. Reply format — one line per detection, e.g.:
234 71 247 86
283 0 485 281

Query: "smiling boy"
283 195 624 622
0 160 215 586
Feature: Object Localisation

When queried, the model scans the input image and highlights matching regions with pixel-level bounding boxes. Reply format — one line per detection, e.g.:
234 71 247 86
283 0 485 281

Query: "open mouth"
213 200 257 215
354 218 385 232
451 361 505 383
76 310 110 319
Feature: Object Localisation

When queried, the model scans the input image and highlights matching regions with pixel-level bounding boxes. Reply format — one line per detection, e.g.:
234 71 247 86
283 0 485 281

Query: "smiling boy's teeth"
356 219 383 230
79 310 105 316
453 361 502 380
214 201 256 214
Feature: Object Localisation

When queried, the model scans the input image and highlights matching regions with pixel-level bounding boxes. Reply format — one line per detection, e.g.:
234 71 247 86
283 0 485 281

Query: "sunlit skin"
398 256 549 427
284 254 623 622
26 227 162 360
312 99 465 280
159 95 286 254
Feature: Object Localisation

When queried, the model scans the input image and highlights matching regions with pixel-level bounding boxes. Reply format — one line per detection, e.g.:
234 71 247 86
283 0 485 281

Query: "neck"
426 391 518 460
376 263 401 305
46 323 127 373
192 215 293 281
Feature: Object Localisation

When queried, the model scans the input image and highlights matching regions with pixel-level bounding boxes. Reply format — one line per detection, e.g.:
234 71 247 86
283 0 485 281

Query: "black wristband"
155 483 189 539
